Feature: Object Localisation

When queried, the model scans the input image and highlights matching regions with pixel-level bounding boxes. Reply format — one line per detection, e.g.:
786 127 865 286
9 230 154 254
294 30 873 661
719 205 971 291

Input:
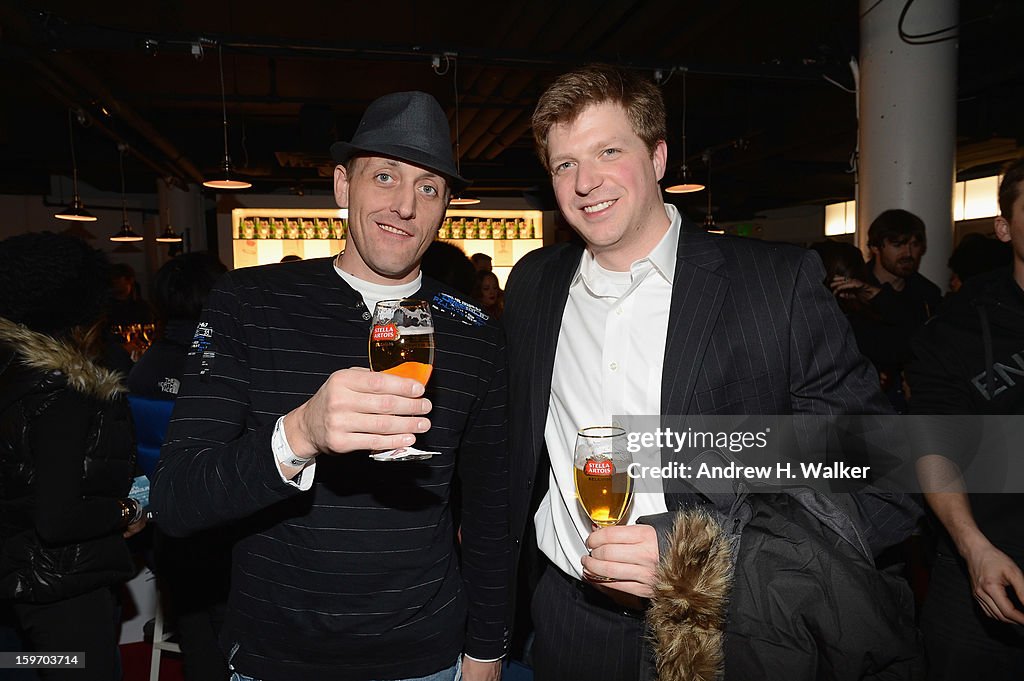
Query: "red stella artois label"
371 324 399 342
584 459 614 477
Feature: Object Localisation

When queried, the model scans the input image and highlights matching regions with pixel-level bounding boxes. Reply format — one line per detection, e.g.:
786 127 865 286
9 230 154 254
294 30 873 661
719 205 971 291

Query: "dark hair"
420 241 475 296
110 262 136 280
0 231 111 337
998 158 1024 219
810 240 869 282
948 234 1012 282
152 252 227 321
809 240 872 316
473 269 500 295
532 64 666 172
866 209 927 250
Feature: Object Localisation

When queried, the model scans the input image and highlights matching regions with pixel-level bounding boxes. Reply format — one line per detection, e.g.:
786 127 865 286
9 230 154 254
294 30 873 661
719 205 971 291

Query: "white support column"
858 0 958 290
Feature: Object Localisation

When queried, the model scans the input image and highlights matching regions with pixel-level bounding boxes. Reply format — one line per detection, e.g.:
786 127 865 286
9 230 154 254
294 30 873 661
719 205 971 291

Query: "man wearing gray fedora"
152 91 509 681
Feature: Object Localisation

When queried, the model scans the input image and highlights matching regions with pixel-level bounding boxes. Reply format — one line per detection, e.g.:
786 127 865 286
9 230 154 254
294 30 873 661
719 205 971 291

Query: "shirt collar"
571 203 681 291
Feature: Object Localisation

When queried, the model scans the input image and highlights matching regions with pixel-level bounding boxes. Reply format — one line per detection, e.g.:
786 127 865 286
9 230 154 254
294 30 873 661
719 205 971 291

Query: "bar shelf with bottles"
231 208 349 269
441 209 544 286
231 208 544 280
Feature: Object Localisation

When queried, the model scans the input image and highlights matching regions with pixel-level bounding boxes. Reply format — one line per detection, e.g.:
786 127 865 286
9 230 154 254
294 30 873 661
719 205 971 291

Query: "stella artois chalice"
573 426 633 527
368 299 436 461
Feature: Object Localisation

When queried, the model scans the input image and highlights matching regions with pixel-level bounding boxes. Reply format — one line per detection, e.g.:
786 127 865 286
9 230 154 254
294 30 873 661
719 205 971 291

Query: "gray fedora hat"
330 91 469 192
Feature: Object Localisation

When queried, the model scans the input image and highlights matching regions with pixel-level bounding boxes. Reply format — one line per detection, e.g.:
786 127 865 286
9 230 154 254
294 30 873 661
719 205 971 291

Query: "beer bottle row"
438 217 540 240
235 215 541 241
237 217 346 240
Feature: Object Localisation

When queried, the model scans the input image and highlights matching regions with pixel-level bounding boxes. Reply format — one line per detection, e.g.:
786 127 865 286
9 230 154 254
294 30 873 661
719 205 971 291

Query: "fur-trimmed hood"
647 509 735 681
0 316 124 401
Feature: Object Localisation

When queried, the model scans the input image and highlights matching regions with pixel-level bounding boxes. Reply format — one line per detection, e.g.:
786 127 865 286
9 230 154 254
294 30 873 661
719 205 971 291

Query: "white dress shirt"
536 204 680 578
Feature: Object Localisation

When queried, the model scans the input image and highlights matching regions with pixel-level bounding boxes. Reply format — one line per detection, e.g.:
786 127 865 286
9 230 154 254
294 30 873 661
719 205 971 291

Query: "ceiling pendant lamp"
155 224 182 243
110 144 144 242
665 69 705 195
203 43 252 190
702 152 719 231
448 56 480 206
55 108 98 222
155 188 183 243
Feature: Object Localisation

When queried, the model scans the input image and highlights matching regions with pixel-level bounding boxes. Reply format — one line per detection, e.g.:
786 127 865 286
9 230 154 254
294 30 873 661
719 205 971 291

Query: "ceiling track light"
55 107 98 222
110 144 144 242
665 68 706 195
203 43 252 190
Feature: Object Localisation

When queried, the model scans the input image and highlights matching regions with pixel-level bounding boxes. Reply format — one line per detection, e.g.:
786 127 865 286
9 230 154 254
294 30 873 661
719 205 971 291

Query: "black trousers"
13 587 119 681
530 564 654 681
920 553 1024 681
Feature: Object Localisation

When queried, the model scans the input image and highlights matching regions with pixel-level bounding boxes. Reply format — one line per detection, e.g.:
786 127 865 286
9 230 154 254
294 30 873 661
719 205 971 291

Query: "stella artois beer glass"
573 426 633 527
368 299 437 461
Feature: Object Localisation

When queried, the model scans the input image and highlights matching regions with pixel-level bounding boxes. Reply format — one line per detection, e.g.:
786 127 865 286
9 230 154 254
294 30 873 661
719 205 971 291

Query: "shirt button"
615 307 623 316
361 311 371 321
610 362 618 371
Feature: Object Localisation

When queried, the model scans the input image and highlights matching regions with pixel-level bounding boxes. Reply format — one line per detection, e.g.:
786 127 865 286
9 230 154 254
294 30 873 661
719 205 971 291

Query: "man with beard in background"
830 209 943 409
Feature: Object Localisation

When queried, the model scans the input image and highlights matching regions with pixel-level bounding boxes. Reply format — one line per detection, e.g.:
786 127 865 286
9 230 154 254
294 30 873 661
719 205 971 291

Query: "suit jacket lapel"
529 246 583 467
661 225 729 417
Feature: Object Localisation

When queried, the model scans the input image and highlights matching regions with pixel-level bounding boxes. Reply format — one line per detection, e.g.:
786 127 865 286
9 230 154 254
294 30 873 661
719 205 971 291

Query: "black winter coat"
0 318 136 603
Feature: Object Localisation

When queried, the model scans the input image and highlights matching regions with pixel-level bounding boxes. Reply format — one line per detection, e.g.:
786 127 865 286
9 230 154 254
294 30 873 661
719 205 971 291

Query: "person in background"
151 91 509 681
421 240 477 296
829 210 942 411
108 262 154 327
472 270 503 320
908 158 1024 680
946 233 1012 294
0 232 146 681
811 240 907 394
504 64 920 681
129 252 228 400
128 252 229 681
470 253 492 272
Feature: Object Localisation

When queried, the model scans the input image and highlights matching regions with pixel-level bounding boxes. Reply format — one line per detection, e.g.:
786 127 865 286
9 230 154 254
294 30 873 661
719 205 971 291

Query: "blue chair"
128 395 176 479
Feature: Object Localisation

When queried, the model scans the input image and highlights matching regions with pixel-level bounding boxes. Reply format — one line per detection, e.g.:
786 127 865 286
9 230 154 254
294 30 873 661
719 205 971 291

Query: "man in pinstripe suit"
504 65 921 680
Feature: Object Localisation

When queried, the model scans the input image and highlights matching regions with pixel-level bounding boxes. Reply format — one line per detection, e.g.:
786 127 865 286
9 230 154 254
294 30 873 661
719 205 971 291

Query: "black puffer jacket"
0 318 136 603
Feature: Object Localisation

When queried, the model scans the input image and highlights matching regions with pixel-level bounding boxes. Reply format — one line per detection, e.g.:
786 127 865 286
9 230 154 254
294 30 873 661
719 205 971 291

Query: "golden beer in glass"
573 426 633 527
368 299 436 461
369 299 435 383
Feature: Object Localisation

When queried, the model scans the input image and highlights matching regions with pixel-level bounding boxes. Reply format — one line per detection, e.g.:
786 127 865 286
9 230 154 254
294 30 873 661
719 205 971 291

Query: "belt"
548 560 648 620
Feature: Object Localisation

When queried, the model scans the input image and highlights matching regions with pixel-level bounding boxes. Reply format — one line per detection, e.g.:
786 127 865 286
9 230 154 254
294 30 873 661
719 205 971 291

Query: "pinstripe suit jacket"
504 220 913 567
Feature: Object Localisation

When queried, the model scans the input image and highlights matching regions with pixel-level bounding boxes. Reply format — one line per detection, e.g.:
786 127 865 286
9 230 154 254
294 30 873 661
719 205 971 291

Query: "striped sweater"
151 257 510 681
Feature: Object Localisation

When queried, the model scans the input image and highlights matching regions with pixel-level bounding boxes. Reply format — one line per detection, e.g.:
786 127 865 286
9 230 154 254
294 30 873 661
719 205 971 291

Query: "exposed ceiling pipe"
45 51 206 185
21 52 190 189
466 0 663 160
473 0 742 160
1 6 206 185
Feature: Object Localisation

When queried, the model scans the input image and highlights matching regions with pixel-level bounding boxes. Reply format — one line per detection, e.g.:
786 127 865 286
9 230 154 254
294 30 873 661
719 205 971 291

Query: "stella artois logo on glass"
367 299 437 461
573 426 633 528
